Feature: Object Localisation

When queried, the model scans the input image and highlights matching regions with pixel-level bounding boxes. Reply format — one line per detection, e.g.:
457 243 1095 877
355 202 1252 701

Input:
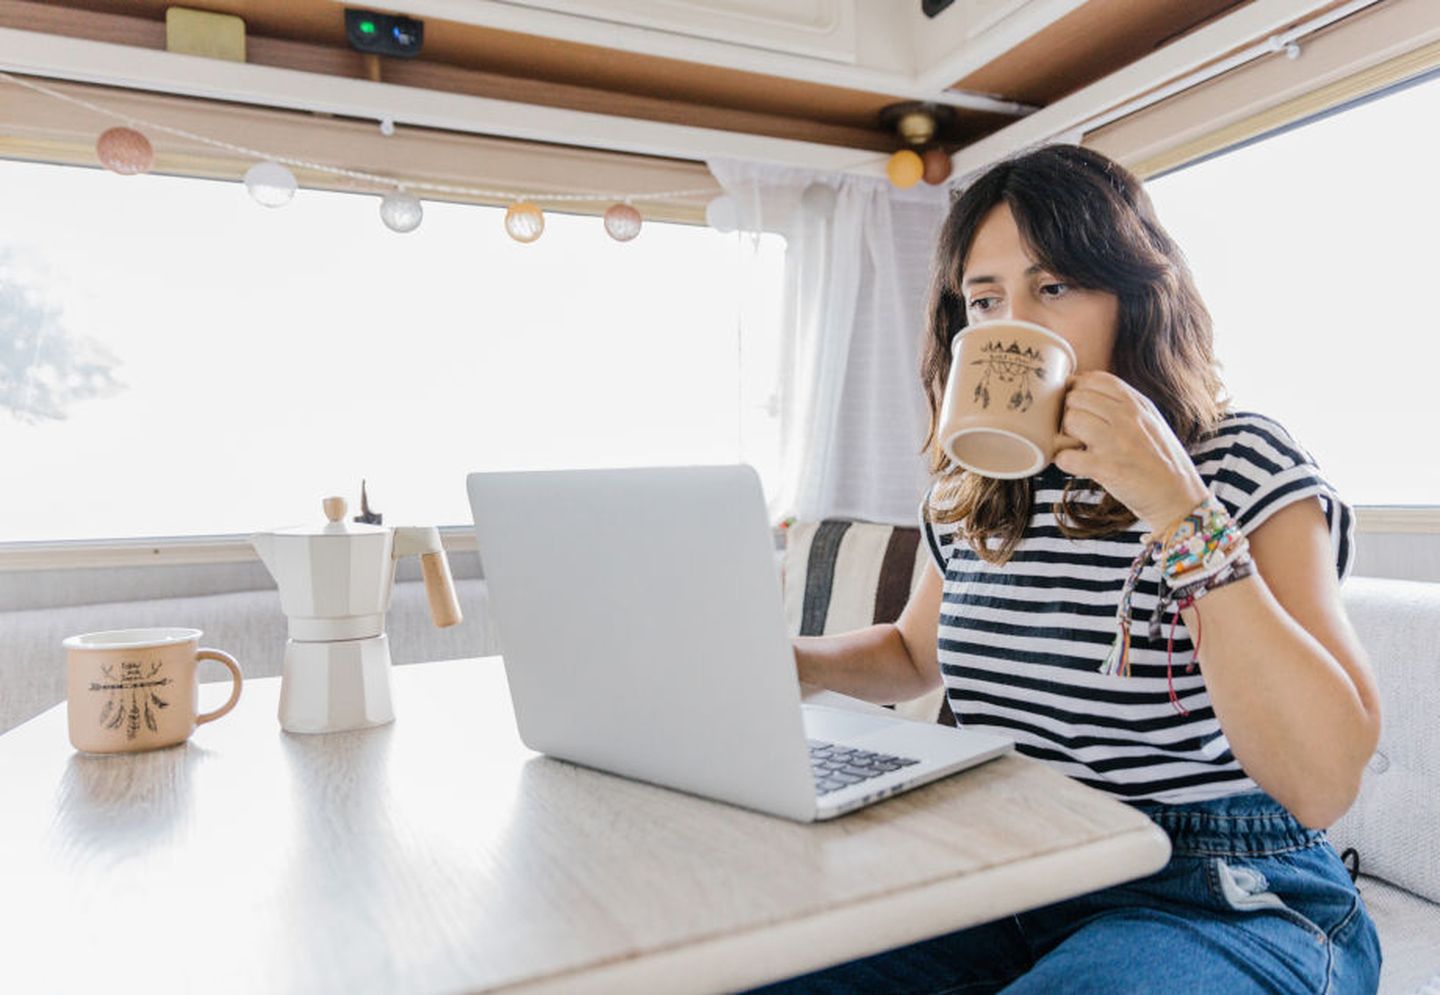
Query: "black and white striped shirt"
920 411 1354 804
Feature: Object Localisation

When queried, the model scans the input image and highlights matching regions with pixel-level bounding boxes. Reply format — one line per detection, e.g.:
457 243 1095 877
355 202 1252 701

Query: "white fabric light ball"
244 161 298 208
603 203 643 242
705 195 739 233
800 182 837 218
379 190 423 233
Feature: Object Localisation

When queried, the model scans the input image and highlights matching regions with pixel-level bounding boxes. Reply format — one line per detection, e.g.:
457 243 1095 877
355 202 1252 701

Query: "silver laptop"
465 464 1012 822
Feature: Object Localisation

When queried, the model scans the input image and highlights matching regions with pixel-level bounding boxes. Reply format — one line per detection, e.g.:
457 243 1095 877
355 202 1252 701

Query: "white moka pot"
251 497 462 734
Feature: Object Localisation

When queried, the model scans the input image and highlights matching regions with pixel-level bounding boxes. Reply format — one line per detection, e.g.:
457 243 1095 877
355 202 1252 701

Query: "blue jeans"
744 791 1381 994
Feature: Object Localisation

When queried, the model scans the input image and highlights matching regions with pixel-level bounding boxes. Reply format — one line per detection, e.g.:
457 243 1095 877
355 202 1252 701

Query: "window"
1144 69 1440 506
0 159 784 543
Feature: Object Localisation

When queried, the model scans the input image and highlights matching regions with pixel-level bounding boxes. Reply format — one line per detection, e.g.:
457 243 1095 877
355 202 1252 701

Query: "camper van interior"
1 0 1437 991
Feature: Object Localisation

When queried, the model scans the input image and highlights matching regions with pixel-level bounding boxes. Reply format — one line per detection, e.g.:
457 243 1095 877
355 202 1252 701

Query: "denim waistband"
1127 790 1327 857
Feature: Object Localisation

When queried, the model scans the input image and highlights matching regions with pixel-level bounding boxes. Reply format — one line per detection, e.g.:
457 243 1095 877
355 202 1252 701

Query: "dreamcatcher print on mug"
970 339 1047 412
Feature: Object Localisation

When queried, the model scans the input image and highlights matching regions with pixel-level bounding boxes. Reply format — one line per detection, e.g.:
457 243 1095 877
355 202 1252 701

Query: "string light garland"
1 70 735 244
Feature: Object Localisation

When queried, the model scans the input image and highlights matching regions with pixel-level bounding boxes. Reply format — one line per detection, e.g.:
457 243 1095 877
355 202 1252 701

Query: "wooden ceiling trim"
0 0 918 150
0 76 721 223
953 0 1252 106
21 0 935 132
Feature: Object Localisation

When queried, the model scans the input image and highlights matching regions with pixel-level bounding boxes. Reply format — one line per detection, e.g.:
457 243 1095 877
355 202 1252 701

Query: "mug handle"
1054 432 1085 454
195 649 244 725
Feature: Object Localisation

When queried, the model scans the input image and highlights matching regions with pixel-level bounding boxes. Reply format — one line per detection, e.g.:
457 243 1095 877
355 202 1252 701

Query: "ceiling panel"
8 0 1279 158
426 0 861 61
952 0 1252 104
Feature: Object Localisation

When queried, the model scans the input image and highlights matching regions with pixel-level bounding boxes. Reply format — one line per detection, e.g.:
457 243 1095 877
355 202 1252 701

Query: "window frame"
1083 2 1440 526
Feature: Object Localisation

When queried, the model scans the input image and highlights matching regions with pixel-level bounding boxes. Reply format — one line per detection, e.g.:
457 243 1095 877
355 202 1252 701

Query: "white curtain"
706 158 949 527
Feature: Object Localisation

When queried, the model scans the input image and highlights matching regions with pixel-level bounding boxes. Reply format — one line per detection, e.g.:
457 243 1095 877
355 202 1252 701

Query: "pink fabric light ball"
96 127 155 176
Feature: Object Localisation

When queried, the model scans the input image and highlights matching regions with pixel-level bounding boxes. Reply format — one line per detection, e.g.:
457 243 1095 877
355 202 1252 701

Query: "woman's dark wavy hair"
920 144 1227 564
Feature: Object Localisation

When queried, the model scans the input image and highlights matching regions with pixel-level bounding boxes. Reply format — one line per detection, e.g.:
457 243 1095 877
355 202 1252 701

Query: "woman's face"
959 204 1120 373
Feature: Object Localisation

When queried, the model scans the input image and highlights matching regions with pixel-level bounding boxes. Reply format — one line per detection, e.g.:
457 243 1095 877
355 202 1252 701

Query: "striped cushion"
783 520 948 723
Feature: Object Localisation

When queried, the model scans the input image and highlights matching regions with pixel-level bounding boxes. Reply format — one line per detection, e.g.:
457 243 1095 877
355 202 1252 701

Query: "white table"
0 657 1171 994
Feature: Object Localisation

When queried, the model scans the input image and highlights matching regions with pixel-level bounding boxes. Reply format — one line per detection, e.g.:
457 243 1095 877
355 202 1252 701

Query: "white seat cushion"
1359 875 1440 994
1330 577 1440 905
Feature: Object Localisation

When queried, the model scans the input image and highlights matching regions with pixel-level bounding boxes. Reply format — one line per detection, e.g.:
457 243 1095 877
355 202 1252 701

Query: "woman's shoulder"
1189 409 1321 472
1190 410 1351 559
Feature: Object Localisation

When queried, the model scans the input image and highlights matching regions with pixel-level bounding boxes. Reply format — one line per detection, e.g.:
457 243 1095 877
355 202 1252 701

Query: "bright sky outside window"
0 159 784 543
1145 69 1440 506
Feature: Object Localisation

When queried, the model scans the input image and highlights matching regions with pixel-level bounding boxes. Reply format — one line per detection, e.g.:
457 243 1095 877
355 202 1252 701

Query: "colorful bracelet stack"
1157 496 1247 589
1100 495 1256 715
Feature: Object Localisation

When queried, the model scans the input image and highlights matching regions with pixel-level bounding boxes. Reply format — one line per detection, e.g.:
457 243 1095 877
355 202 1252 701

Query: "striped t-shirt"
919 411 1354 804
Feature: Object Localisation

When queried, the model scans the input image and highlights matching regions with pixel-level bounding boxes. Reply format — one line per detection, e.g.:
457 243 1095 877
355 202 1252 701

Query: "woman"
757 145 1382 994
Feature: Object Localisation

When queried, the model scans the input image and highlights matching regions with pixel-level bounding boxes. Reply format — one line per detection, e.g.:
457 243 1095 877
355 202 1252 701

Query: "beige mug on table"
938 318 1080 479
63 628 243 754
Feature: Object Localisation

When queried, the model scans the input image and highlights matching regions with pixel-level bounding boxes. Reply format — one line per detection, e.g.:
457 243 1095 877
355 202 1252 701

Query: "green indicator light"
359 20 376 34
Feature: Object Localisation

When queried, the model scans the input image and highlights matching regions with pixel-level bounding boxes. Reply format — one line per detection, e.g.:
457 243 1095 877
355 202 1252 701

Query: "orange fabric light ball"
504 201 545 243
922 147 953 185
96 127 155 176
886 149 924 189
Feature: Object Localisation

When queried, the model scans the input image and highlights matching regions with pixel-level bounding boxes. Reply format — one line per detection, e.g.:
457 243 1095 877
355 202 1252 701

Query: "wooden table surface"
0 657 1170 994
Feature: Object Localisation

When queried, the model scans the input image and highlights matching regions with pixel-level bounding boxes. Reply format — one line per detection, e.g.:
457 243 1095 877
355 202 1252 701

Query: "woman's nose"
1007 300 1037 324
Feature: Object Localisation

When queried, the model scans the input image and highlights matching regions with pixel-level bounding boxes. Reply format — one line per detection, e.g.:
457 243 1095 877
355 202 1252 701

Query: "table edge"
499 820 1173 995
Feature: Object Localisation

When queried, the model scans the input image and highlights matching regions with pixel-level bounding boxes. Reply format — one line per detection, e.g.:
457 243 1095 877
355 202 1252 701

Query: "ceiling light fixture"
879 101 958 188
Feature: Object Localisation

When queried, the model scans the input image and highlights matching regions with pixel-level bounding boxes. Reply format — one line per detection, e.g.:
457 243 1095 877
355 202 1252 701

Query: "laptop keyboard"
808 739 920 796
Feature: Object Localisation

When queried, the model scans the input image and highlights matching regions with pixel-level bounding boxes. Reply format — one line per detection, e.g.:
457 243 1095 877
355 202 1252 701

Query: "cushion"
1329 577 1440 905
1356 876 1440 994
782 520 947 723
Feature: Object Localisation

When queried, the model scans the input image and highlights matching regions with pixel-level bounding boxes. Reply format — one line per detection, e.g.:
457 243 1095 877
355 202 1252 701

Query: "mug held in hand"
939 319 1081 478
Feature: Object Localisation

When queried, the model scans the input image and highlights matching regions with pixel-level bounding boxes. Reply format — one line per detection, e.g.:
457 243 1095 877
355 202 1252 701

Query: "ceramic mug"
938 318 1080 478
64 628 243 754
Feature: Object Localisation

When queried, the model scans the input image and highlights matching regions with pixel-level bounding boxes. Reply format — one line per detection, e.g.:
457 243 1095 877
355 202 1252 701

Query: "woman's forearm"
793 623 940 705
1182 575 1380 827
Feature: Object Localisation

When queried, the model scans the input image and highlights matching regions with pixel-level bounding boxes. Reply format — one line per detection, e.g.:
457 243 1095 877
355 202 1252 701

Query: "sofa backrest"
782 519 946 723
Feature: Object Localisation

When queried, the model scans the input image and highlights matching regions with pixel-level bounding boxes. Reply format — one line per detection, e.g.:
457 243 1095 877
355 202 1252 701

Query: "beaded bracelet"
1150 552 1255 716
1159 495 1247 586
1100 496 1256 715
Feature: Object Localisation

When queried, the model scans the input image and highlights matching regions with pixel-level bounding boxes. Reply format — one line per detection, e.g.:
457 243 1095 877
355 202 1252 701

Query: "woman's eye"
967 296 998 312
1039 282 1070 299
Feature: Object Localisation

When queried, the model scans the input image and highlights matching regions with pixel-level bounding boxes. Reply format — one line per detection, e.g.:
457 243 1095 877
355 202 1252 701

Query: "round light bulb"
896 110 936 146
800 182 837 218
922 148 953 186
603 203 643 242
96 127 155 176
705 195 739 233
886 149 924 189
504 201 545 243
244 160 298 208
379 190 423 233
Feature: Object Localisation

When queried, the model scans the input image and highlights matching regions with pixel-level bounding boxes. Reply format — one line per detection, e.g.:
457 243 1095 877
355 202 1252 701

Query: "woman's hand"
1053 370 1209 534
